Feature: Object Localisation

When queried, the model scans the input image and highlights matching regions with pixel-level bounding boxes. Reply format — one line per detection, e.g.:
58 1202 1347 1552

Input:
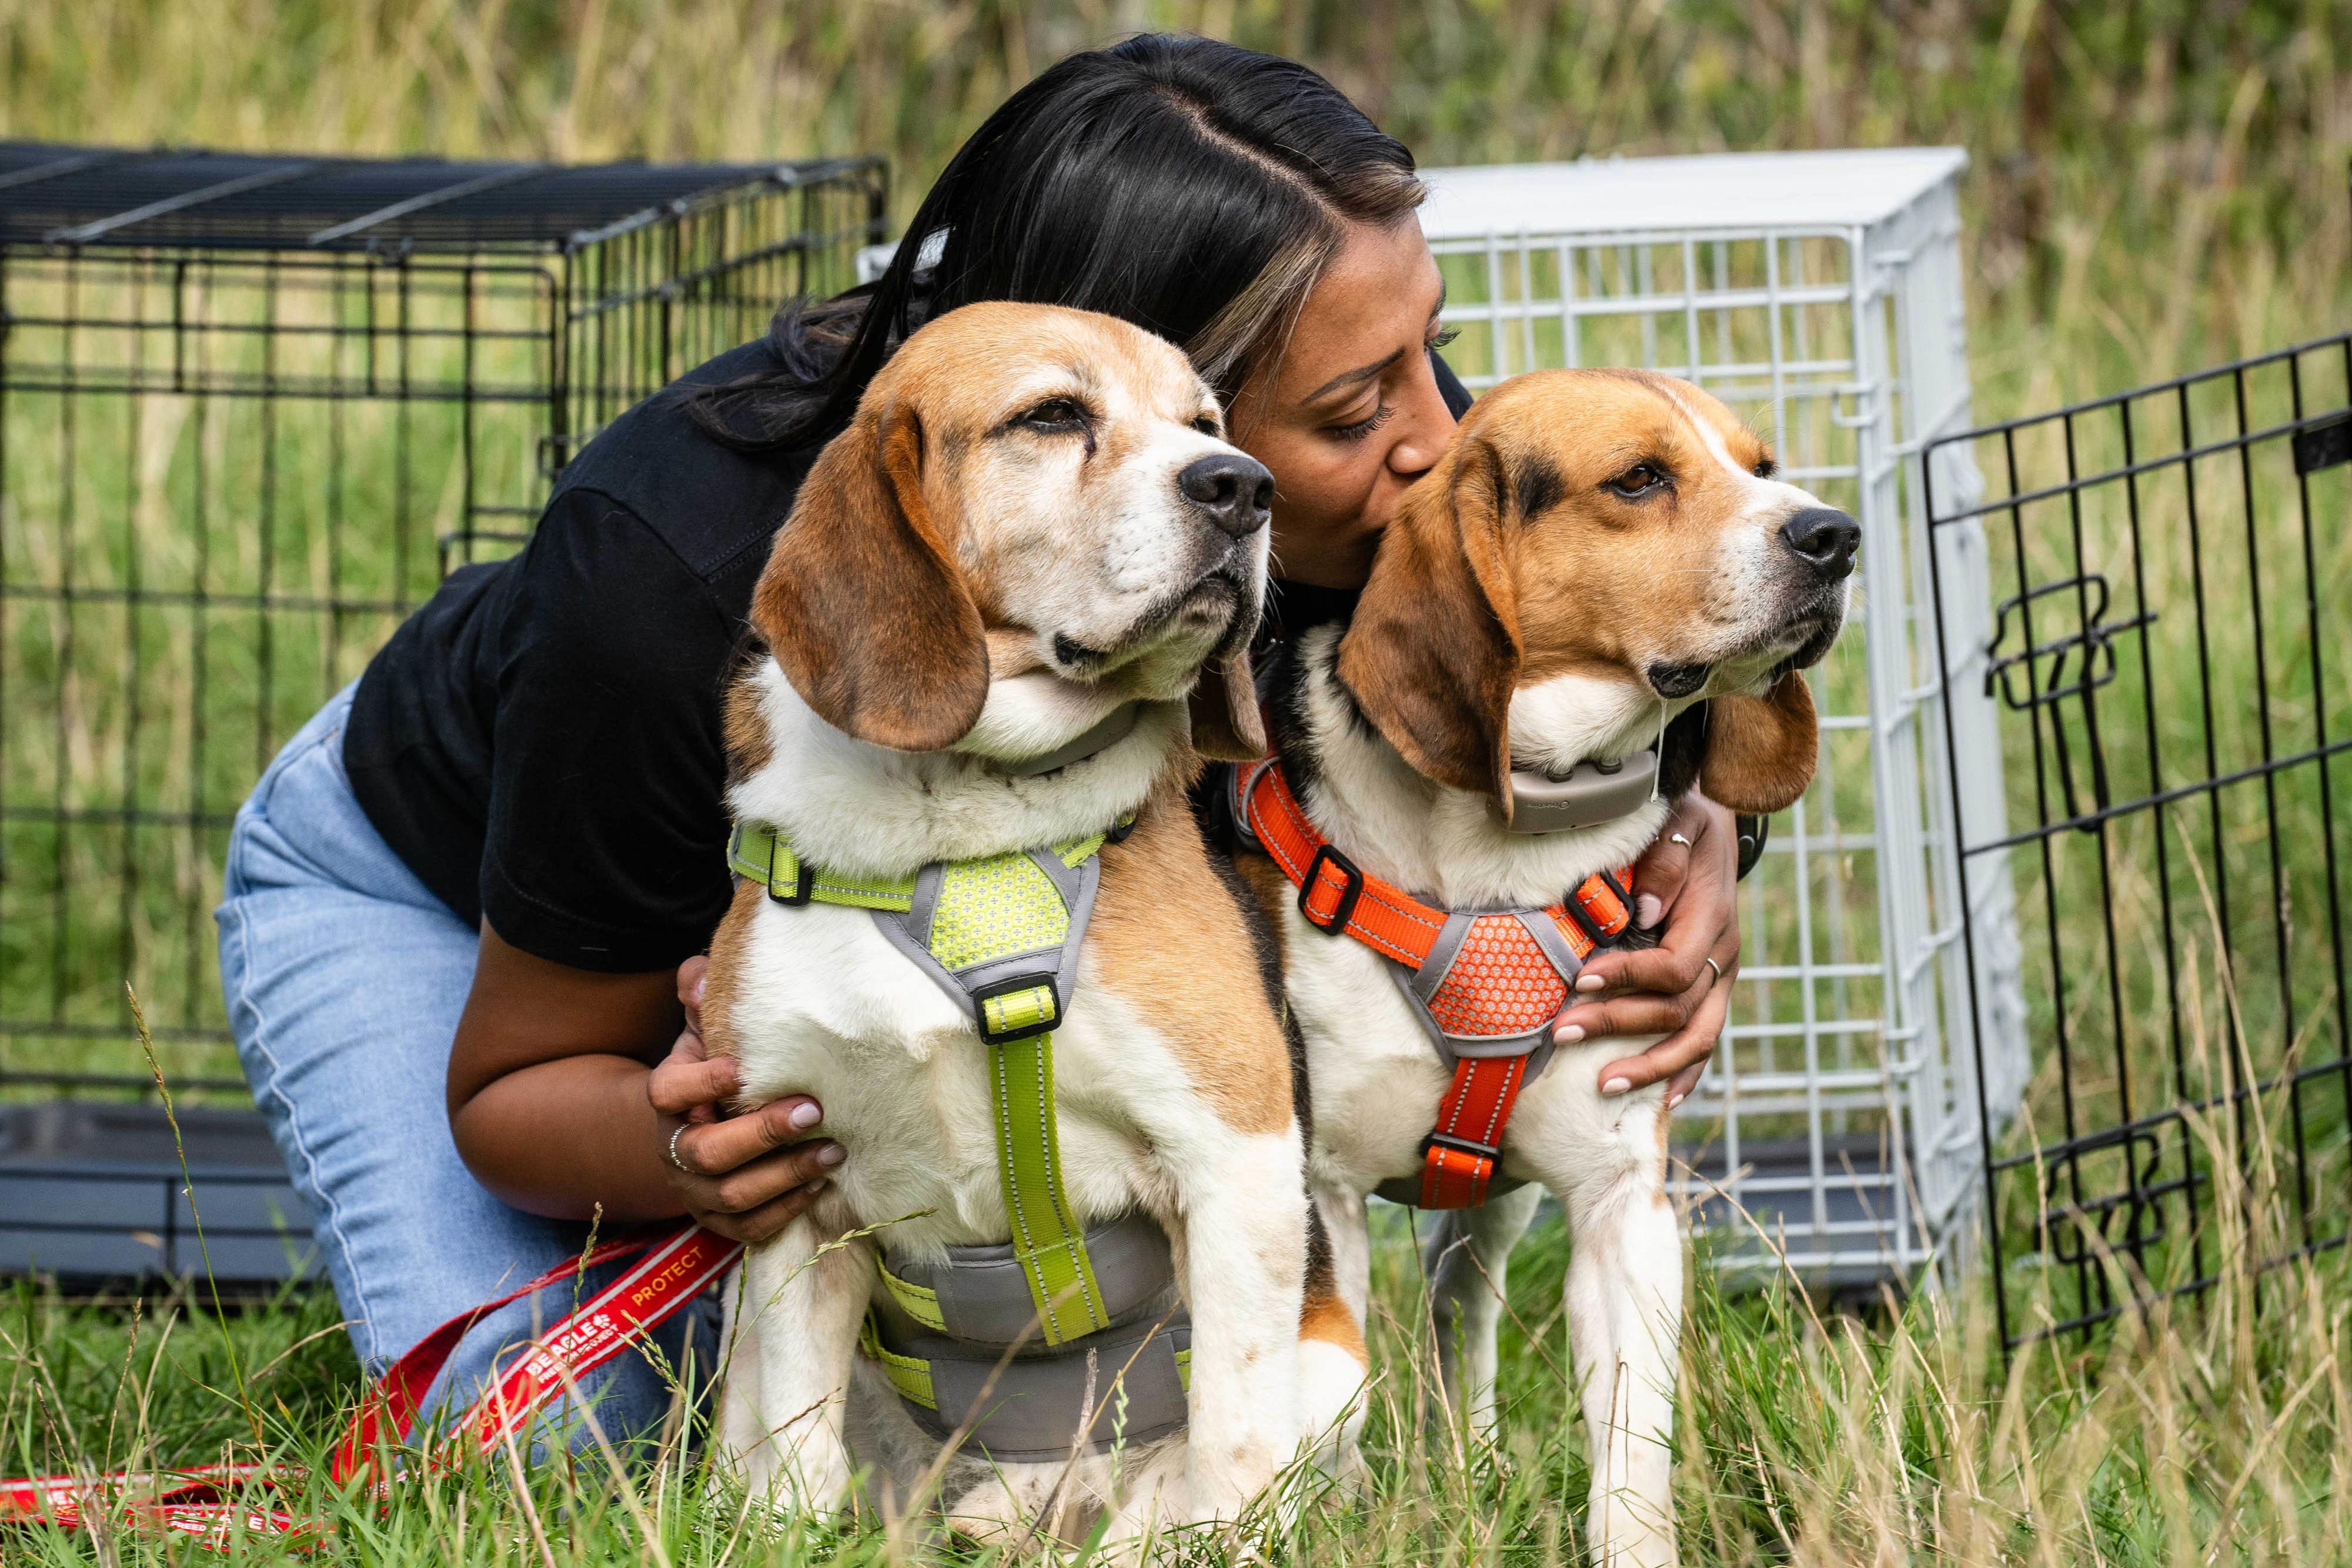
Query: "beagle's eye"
1192 414 1220 436
1605 462 1670 499
1753 454 1778 479
1016 397 1090 432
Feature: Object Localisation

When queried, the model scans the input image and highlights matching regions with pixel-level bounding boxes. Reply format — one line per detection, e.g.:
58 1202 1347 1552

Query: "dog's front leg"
1172 1130 1308 1526
1551 1099 1681 1568
728 1216 873 1517
1422 1179 1544 1444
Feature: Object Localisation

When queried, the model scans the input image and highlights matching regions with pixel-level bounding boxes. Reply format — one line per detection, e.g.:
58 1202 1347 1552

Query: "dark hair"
685 34 1424 450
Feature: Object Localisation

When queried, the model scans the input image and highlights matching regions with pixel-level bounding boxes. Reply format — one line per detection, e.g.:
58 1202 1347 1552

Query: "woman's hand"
646 957 841 1244
1553 794 1741 1109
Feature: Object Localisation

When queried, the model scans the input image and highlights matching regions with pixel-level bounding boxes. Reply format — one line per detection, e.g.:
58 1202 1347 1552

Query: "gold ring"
1703 957 1723 986
667 1125 694 1176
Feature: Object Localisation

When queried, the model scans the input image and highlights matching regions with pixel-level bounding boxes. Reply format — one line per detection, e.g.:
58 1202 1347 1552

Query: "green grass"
2 0 2351 1560
1 1187 2348 1565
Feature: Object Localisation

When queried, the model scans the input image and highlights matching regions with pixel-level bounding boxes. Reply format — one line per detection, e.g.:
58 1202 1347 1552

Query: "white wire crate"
1418 149 2030 1288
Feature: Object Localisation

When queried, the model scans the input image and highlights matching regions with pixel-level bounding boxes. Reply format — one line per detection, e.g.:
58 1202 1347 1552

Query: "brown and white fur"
699 302 1355 1546
1237 369 1854 1566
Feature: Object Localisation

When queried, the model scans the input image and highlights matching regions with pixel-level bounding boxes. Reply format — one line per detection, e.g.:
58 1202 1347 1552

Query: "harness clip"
971 972 1062 1045
1298 844 1364 934
769 858 816 906
1425 1129 1503 1162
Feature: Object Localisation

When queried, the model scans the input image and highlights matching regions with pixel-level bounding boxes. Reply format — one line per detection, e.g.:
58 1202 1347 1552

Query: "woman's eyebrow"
1303 346 1406 404
1301 281 1451 404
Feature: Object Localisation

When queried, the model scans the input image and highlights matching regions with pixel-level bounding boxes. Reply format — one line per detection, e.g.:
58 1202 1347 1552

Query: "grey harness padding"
873 1220 1191 1459
881 1315 1192 1462
890 1213 1180 1349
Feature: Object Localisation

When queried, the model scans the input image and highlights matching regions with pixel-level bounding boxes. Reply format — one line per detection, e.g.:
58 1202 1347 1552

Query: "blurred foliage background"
2 0 2346 415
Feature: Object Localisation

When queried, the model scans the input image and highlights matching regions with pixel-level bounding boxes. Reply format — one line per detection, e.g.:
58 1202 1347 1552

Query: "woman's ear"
1699 670 1820 814
1335 440 1521 806
1187 644 1268 761
750 402 990 751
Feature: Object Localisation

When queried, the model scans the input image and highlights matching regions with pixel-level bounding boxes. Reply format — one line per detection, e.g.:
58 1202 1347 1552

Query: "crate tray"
0 1101 315 1288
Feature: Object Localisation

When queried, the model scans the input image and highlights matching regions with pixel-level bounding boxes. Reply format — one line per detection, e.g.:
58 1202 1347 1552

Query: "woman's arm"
446 925 838 1242
1557 793 1743 1107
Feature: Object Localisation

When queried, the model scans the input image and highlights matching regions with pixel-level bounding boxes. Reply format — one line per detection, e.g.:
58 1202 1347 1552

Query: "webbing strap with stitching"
1235 757 1636 1209
991 1024 1111 1342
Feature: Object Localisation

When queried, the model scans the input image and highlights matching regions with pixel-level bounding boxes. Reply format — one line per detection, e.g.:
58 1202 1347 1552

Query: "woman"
215 34 1741 1455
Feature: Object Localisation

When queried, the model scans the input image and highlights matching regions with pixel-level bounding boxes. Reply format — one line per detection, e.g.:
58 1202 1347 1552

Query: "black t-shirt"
342 340 1474 974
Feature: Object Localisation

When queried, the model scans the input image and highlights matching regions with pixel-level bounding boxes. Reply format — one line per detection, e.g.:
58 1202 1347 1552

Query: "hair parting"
679 34 1424 452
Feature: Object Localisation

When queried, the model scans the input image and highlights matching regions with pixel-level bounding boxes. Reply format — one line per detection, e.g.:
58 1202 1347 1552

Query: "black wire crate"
1926 333 2352 1348
0 143 885 1197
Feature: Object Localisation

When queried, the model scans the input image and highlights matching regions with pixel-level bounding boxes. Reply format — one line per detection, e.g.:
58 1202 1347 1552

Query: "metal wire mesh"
1424 152 2029 1287
0 143 886 1095
1926 333 2352 1348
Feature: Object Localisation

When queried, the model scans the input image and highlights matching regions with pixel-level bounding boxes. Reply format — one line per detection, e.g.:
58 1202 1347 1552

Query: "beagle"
1232 368 1855 1567
699 302 1352 1545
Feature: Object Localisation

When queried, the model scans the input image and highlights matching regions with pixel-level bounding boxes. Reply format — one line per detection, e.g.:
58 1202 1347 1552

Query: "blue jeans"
215 684 720 1456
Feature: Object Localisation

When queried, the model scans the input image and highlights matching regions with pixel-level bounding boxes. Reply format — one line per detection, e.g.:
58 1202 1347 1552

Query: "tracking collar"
1501 745 1660 834
984 701 1140 778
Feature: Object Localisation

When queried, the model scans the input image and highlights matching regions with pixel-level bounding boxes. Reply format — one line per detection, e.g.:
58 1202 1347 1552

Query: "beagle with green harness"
699 303 1349 1546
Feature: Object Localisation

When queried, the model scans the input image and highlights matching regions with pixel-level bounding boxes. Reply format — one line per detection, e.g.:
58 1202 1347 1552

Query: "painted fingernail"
1575 974 1605 993
789 1101 822 1131
1601 1076 1632 1097
1556 1024 1585 1044
1636 894 1665 930
1668 1092 1686 1110
816 1144 846 1167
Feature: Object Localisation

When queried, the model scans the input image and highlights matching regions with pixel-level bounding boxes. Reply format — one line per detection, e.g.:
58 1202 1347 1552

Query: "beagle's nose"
1781 507 1860 579
1177 453 1274 539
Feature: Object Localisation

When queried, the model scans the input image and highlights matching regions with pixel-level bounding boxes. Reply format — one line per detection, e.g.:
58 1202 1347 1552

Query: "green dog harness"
728 818 1191 1459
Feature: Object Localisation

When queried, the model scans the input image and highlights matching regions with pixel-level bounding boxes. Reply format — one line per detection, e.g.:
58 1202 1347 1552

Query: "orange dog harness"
1234 758 1636 1208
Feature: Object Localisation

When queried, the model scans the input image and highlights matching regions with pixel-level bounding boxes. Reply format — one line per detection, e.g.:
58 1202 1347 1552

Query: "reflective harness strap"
1235 758 1636 1209
729 820 1121 1346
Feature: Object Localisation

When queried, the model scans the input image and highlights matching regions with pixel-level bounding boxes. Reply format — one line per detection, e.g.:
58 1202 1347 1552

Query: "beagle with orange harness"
1230 367 1856 1567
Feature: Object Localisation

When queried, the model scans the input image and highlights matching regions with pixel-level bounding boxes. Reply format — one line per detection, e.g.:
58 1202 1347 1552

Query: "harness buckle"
1561 888 1610 948
1424 1129 1502 1162
769 858 816 906
1298 844 1365 935
971 972 1062 1045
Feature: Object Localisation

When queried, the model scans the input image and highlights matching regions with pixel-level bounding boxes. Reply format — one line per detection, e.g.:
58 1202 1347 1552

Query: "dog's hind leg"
1421 1181 1542 1443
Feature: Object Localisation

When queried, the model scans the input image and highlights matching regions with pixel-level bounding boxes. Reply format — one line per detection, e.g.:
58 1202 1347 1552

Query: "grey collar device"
1500 746 1660 834
985 701 1140 778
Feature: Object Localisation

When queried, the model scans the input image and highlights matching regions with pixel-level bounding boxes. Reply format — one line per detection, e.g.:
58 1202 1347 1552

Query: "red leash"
0 1222 741 1546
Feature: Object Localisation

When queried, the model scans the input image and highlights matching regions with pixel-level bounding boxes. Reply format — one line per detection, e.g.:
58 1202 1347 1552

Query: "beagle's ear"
1700 671 1819 814
750 402 989 751
1336 439 1521 805
1187 644 1267 762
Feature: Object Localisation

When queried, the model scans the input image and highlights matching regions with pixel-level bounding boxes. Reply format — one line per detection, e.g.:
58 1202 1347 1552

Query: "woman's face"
1229 218 1456 590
